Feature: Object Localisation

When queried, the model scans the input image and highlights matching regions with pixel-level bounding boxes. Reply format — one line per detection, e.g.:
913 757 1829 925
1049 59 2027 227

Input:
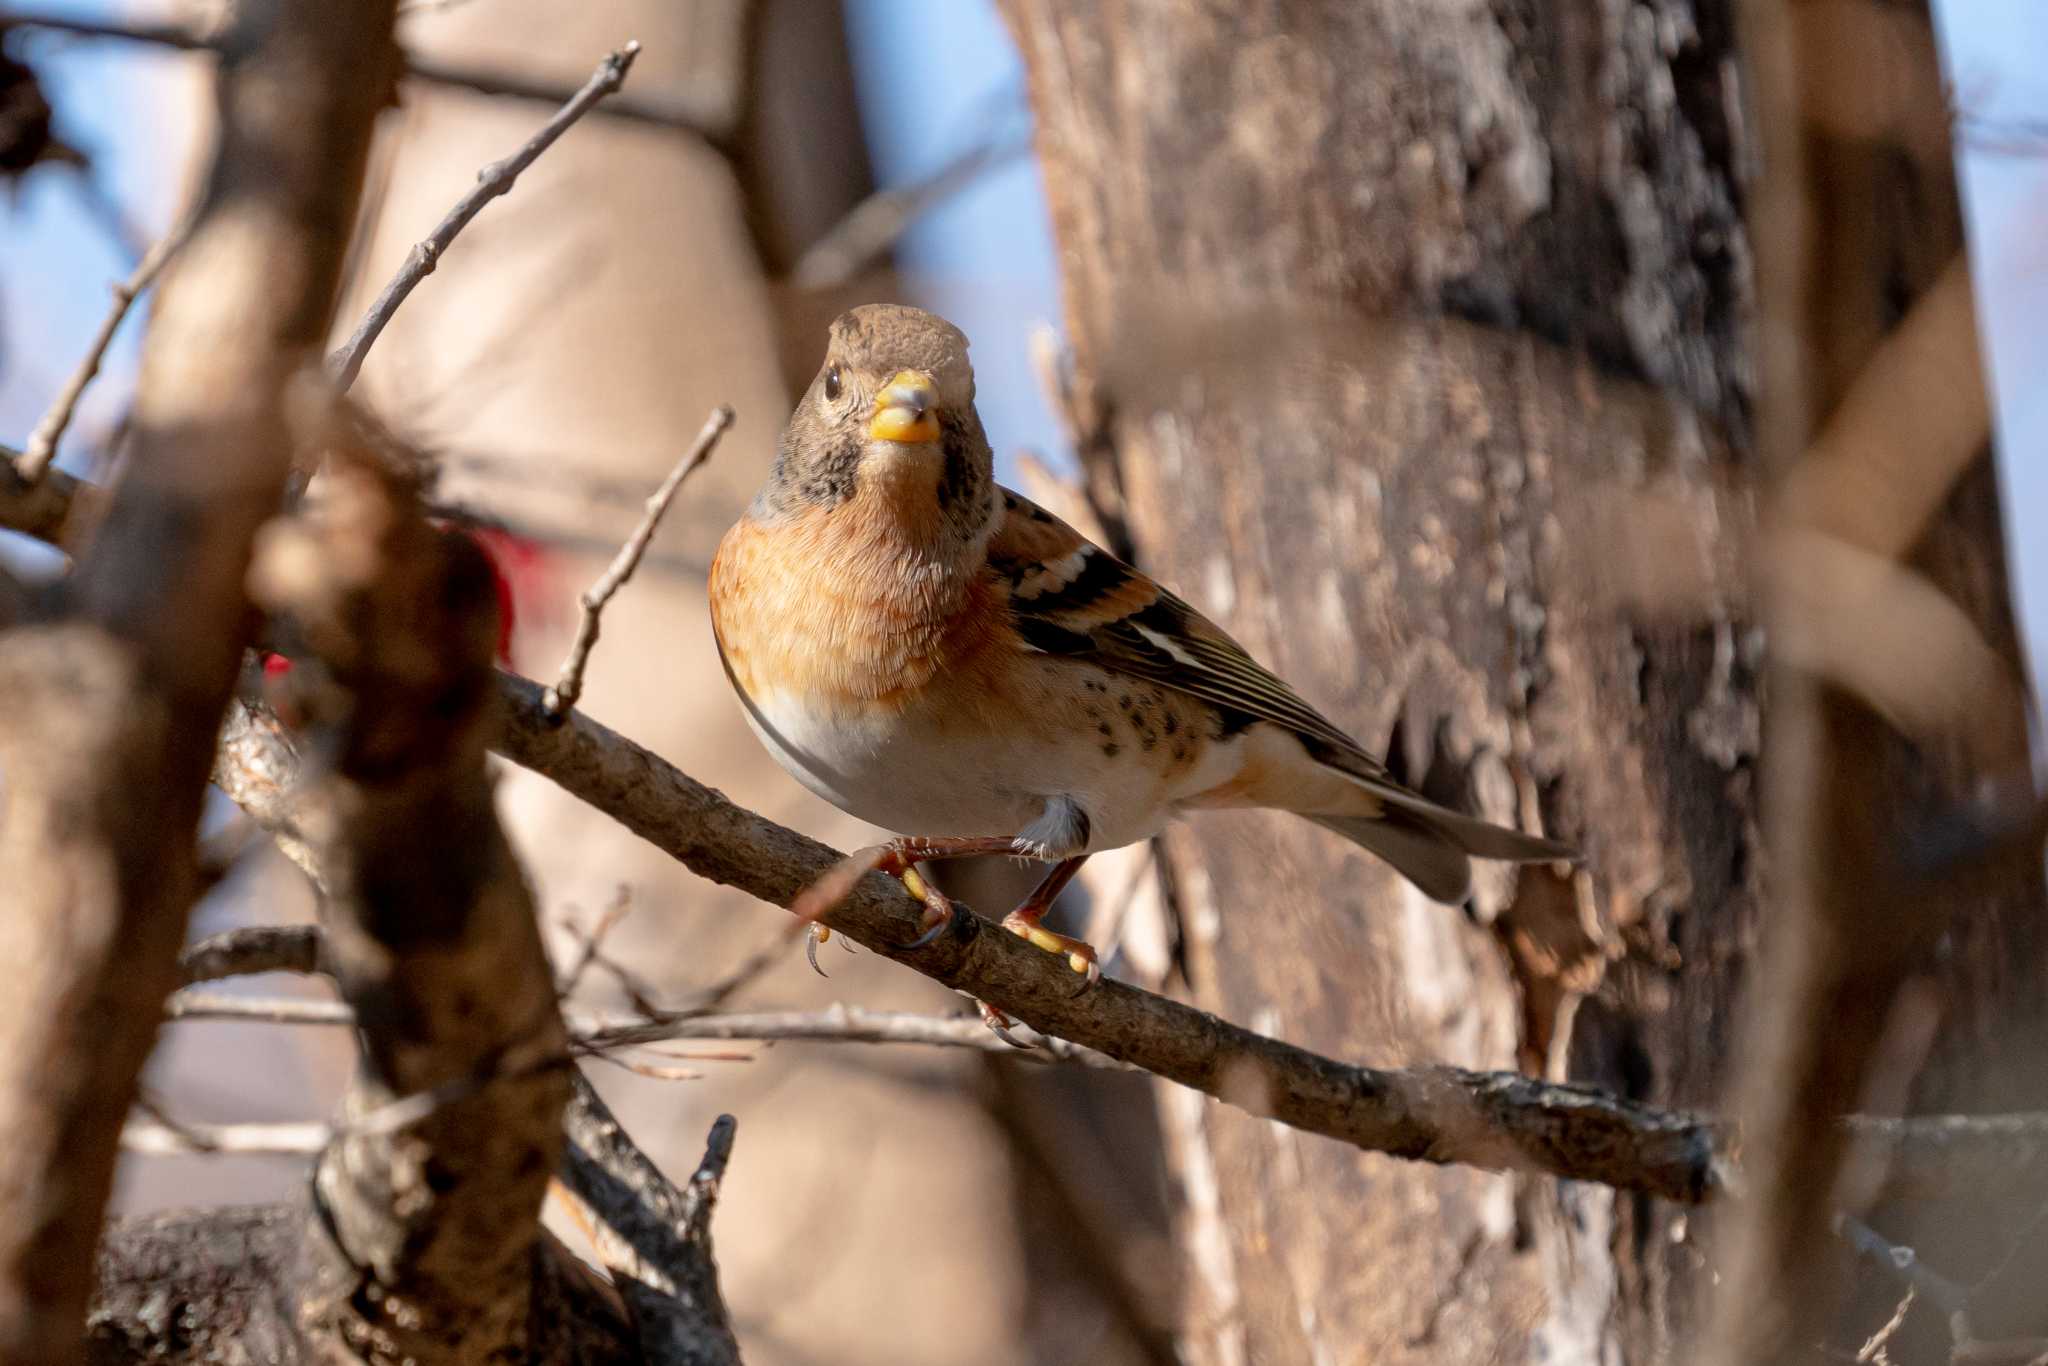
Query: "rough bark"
252 437 572 1362
1000 2 1756 1360
0 3 396 1360
1004 3 2042 1362
86 1207 639 1366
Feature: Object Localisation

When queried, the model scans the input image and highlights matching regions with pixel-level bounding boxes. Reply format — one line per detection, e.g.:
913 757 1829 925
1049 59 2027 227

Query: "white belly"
728 674 1232 854
733 682 1038 836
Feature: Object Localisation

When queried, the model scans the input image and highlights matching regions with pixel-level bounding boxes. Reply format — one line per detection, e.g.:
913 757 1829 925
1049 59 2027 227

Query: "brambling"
710 304 1571 989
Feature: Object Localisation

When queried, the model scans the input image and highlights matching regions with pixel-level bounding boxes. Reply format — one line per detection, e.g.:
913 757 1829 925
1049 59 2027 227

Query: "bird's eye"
823 365 843 402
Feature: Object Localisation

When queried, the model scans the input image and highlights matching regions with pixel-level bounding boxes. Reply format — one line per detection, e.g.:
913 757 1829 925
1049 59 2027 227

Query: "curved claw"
805 923 831 978
976 999 1035 1050
897 902 958 951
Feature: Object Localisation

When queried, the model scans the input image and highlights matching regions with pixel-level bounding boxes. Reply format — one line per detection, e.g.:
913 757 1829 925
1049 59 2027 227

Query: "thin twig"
327 40 643 391
1836 1212 1974 1345
575 1004 1127 1068
122 1116 331 1157
15 220 190 482
556 886 634 999
540 405 732 718
166 986 1128 1067
122 1049 571 1159
789 130 1031 290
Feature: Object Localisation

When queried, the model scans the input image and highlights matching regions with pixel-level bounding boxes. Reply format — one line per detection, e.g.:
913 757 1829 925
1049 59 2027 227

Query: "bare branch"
489 671 1724 1200
176 924 322 985
163 924 2048 1197
542 405 732 718
121 1117 329 1157
327 40 643 391
0 446 99 546
789 128 1031 290
560 1075 741 1365
14 218 189 483
167 984 1122 1066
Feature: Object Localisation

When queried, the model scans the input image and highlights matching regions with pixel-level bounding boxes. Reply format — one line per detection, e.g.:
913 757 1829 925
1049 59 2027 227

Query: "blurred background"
3 1 2046 1362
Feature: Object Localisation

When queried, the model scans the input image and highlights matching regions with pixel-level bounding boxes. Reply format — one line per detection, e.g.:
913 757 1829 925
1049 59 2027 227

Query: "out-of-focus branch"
176 924 322 984
560 1076 741 1366
542 405 732 718
168 980 1129 1065
13 218 189 483
211 699 323 885
328 40 642 391
1771 254 1988 561
0 3 396 1361
2 9 727 146
788 128 1031 290
1706 0 2024 1359
246 416 568 1360
0 445 99 546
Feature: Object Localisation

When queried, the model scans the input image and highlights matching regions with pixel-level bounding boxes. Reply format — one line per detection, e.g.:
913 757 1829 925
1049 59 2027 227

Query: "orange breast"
710 498 1009 713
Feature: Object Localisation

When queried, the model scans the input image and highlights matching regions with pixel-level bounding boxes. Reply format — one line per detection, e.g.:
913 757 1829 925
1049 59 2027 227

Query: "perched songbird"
710 304 1570 982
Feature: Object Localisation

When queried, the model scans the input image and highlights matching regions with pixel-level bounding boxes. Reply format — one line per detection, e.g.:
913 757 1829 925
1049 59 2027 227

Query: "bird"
709 303 1572 989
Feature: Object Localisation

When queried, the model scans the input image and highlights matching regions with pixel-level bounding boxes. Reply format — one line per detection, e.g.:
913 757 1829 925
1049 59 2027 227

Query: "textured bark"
0 4 396 1361
1001 2 1757 1360
1004 2 2042 1362
86 1207 638 1366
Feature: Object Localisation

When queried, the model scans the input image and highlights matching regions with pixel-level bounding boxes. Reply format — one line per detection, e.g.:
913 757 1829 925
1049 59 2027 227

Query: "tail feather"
1306 810 1474 905
1306 780 1574 905
1370 785 1576 864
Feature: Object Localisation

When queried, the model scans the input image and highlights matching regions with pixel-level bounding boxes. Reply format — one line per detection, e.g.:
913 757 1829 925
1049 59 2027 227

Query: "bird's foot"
1000 903 1101 991
803 922 857 977
975 997 1036 1049
794 836 1025 953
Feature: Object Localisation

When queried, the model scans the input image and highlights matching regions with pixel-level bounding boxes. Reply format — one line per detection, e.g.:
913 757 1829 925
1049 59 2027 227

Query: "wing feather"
987 487 1387 776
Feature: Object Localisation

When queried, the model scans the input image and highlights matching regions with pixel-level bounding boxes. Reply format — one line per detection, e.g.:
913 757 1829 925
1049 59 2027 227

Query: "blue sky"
1933 0 2048 690
4 0 2044 692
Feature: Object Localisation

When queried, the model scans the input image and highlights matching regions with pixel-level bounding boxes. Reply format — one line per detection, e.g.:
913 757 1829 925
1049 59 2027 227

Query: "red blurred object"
440 522 557 664
261 525 555 725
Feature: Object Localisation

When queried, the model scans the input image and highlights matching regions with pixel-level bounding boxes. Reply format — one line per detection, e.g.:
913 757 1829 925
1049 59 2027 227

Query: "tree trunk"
1002 2 2037 1360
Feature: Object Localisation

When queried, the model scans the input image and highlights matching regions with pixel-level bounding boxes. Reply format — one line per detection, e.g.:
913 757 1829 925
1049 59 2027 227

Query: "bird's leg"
793 835 1045 952
969 855 1097 1041
1000 855 1097 986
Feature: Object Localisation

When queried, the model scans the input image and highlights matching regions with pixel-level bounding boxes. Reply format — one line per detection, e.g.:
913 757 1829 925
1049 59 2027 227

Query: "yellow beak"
868 370 942 444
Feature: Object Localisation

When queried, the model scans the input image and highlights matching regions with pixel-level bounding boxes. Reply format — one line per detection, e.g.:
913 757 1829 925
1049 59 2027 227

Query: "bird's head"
763 304 992 538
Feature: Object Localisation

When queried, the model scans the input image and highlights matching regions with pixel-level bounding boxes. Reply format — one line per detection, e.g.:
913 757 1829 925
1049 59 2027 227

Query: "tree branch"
246 414 569 1361
176 924 322 984
13 218 189 483
0 3 396 1360
327 40 642 391
487 671 1726 1201
0 446 99 547
542 405 732 718
560 1075 742 1365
